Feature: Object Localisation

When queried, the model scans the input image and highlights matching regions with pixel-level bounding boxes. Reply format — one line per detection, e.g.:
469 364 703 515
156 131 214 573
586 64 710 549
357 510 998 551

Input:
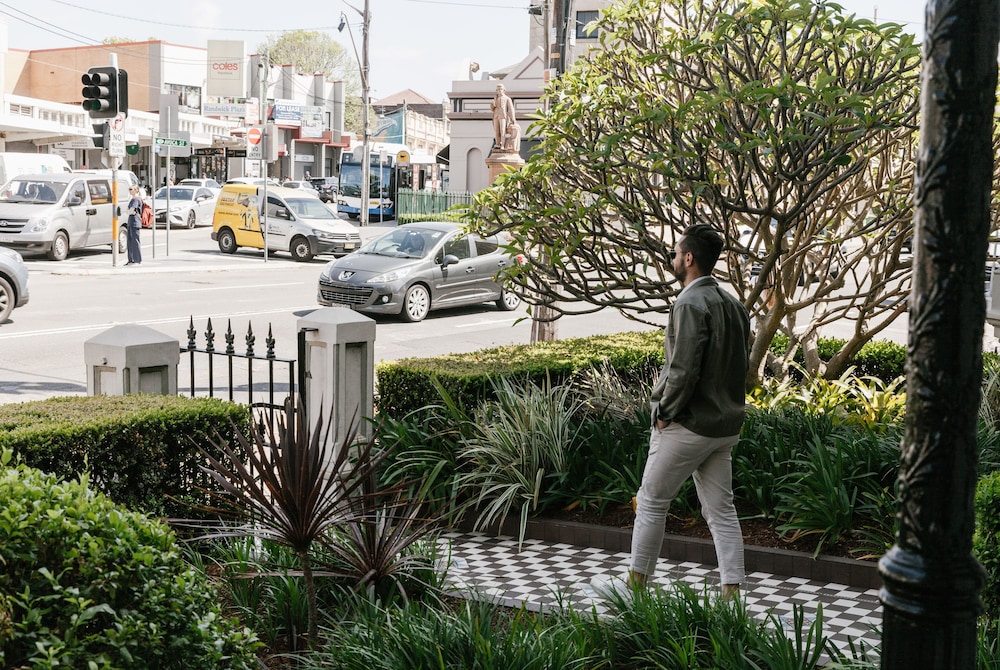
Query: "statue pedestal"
486 151 525 183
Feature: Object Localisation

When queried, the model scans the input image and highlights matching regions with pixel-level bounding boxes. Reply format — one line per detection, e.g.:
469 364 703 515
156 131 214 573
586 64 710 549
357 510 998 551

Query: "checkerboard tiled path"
438 530 882 664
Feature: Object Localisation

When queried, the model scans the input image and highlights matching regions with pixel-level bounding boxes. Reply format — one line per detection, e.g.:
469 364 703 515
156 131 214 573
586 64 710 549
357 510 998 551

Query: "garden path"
439 530 881 666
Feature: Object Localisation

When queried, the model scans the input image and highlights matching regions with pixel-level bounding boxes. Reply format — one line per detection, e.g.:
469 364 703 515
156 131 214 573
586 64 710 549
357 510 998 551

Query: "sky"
1 0 926 103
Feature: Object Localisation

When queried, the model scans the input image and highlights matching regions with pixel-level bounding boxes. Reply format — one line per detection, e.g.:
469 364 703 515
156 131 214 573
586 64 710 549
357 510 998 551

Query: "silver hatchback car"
0 246 29 323
317 222 523 322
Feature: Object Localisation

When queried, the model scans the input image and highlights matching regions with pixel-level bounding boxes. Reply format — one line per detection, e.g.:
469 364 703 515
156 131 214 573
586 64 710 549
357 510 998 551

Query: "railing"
397 188 474 222
179 316 297 429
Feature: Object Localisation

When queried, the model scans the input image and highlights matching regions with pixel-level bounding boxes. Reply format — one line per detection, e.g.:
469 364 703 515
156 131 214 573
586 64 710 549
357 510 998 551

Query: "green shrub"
769 335 907 383
975 470 1000 620
0 395 251 517
0 451 260 669
376 330 664 419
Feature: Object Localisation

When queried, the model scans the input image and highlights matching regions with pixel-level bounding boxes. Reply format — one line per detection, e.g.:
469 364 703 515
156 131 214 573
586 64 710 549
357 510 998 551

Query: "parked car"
316 222 523 322
0 246 29 323
212 184 360 261
226 177 280 188
309 177 338 203
151 185 218 228
178 177 222 193
281 180 319 196
0 172 131 260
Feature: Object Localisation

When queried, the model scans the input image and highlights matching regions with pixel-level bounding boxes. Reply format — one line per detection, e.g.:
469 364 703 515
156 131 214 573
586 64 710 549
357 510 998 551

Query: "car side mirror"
66 194 83 206
276 207 291 220
441 254 459 267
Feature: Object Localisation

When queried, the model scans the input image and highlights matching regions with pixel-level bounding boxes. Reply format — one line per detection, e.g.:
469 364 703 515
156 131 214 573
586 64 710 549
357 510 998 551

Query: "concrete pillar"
297 308 376 447
84 324 179 396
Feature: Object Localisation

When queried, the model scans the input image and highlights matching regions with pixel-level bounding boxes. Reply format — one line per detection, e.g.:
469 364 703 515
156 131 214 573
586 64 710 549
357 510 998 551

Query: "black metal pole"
878 0 999 666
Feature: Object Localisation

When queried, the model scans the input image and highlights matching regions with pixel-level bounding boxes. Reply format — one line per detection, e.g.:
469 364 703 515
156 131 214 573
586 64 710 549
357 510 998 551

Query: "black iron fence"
180 316 298 428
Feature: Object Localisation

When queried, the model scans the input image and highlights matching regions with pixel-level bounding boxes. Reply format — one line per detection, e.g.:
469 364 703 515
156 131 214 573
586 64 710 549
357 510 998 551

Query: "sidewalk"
439 529 882 665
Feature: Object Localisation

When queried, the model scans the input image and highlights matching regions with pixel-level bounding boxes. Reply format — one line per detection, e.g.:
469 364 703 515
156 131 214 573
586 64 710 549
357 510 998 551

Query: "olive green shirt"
650 276 750 438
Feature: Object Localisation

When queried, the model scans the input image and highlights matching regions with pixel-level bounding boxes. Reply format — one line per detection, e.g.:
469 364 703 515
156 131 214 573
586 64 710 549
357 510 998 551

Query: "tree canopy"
473 0 922 386
258 30 364 133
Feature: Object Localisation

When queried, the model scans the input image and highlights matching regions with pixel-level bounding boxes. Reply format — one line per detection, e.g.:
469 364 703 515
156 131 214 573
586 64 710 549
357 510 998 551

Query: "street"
0 224 661 405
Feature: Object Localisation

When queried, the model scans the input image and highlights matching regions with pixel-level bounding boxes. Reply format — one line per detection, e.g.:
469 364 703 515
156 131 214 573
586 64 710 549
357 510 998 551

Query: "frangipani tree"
473 0 921 386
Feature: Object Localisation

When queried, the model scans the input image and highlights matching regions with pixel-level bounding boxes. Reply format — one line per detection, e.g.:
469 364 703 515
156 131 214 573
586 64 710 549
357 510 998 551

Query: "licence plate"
0 235 12 244
344 243 355 250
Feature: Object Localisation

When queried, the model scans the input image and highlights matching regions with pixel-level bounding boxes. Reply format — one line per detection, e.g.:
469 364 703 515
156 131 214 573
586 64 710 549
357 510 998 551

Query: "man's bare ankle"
721 583 740 600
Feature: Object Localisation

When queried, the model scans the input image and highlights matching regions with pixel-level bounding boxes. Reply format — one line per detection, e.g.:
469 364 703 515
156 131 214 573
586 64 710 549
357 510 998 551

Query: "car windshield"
358 227 446 259
154 187 195 201
285 198 336 219
0 179 67 204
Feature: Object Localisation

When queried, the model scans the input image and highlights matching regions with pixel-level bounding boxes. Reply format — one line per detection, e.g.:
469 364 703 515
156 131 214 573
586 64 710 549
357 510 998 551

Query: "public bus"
337 142 411 221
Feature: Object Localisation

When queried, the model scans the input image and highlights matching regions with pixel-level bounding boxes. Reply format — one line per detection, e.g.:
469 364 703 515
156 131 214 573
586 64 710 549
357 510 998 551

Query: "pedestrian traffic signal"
91 122 109 149
81 66 128 119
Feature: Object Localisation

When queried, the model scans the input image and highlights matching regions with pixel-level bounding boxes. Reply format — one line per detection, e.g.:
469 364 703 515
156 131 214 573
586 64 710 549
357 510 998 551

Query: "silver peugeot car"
316 222 523 322
0 246 29 323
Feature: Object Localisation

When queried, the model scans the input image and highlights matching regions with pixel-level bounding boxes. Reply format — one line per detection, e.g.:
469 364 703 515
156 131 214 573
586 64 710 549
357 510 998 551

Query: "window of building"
165 83 202 114
576 10 600 39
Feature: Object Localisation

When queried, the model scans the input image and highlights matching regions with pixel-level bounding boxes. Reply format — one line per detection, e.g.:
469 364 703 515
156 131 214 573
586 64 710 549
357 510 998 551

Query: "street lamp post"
340 1 371 227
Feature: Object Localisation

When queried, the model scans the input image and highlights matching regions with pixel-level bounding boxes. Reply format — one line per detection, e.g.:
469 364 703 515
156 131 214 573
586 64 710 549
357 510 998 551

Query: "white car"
151 185 217 228
281 180 320 196
178 178 222 194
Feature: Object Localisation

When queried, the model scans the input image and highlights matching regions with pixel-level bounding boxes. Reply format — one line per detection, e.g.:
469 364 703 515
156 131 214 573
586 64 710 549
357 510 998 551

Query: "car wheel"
347 213 359 220
0 277 13 323
186 211 197 229
401 284 430 322
117 226 128 254
290 236 314 262
496 288 521 311
47 230 69 261
217 228 238 254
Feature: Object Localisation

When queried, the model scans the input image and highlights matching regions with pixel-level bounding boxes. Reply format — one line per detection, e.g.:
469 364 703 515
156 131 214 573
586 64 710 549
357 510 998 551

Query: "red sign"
247 127 262 145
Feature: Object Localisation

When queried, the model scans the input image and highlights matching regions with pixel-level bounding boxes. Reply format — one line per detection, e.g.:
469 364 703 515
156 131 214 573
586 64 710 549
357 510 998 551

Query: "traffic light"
91 122 109 149
81 66 128 119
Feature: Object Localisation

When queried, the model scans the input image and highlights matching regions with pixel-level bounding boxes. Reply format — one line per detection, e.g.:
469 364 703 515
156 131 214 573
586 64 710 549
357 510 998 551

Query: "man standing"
623 223 750 598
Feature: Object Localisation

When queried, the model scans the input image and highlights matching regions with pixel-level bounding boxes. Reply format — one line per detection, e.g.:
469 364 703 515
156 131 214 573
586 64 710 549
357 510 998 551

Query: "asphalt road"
0 223 662 405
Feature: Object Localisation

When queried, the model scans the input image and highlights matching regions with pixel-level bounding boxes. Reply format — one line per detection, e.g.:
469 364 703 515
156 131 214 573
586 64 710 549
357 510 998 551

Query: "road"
0 224 660 405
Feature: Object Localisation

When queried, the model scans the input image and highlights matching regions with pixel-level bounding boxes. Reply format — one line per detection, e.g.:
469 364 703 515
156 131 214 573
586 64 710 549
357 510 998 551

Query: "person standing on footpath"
125 185 142 265
609 223 750 599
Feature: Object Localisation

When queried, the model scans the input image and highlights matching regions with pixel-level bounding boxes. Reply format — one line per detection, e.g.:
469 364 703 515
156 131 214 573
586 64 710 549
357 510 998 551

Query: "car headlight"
312 229 335 240
28 217 51 233
367 266 413 284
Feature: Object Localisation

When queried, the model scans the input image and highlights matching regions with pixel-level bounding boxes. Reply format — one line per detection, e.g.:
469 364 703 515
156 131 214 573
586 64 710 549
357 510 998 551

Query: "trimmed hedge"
375 330 664 418
0 454 260 669
0 395 252 517
769 334 908 382
976 470 1000 620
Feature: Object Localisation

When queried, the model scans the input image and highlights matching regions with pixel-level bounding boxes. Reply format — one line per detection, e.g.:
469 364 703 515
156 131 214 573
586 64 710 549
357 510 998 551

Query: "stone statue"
503 119 521 153
491 83 515 152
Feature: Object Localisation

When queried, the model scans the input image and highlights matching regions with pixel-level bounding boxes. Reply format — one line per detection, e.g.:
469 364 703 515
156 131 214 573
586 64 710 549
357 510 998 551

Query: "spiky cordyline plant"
183 400 391 648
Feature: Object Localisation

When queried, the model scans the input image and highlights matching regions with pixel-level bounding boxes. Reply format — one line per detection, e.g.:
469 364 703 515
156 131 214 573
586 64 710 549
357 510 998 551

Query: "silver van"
0 172 131 260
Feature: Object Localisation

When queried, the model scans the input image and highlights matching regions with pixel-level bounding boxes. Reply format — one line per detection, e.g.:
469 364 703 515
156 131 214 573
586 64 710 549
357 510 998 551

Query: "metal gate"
179 316 300 428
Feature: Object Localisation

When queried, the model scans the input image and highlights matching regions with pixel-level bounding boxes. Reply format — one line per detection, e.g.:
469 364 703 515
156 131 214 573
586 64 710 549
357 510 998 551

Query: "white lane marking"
177 282 304 292
0 306 317 340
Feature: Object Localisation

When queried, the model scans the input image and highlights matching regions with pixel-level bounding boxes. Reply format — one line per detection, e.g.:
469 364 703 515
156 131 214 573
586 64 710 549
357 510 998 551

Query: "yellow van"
211 184 361 262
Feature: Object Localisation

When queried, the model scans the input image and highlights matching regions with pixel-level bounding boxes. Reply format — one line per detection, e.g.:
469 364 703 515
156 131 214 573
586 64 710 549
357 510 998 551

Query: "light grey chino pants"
630 422 745 585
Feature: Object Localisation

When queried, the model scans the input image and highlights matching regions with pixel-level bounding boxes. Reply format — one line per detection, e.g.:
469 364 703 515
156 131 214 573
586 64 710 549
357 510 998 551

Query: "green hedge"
0 454 260 669
976 470 1000 620
769 334 908 382
0 395 252 517
375 330 664 418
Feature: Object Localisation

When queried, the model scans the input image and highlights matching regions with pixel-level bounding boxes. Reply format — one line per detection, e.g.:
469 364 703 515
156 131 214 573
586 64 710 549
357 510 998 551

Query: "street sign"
155 136 189 147
108 112 126 157
397 150 410 167
247 125 263 161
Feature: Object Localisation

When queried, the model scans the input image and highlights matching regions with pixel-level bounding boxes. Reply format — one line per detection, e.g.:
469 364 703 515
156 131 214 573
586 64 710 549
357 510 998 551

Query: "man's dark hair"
679 224 724 272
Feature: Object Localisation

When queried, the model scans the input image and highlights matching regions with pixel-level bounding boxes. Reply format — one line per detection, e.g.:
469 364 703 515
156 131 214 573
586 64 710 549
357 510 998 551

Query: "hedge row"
376 331 914 418
0 395 251 518
375 330 665 418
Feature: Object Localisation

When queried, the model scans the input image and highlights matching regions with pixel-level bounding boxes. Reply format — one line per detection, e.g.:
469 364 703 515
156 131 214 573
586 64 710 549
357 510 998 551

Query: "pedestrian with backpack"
125 185 142 265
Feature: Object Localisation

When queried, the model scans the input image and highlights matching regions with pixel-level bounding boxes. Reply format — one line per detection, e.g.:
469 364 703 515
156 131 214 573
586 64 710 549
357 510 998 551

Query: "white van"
0 172 131 260
0 152 71 186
